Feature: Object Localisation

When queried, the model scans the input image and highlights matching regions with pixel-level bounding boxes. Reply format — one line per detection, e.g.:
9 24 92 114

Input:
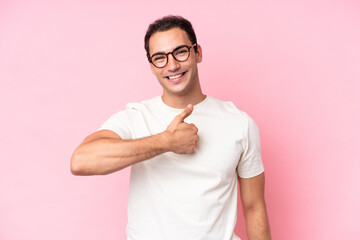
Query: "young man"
71 15 271 240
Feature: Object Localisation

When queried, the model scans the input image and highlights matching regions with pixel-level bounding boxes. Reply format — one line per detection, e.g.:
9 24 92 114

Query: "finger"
190 123 198 132
176 104 193 123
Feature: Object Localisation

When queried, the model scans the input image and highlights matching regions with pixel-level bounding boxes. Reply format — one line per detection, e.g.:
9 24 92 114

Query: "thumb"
176 104 193 123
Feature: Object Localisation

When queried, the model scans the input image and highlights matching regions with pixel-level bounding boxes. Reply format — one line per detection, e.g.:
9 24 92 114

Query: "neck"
161 81 206 109
161 92 206 109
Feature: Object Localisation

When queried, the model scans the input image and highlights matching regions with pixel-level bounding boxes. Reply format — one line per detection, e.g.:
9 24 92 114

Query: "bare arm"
71 130 169 175
71 104 198 176
239 172 271 240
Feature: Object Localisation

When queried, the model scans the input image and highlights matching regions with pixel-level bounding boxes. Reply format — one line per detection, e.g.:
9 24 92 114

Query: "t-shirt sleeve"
98 110 132 139
237 114 264 178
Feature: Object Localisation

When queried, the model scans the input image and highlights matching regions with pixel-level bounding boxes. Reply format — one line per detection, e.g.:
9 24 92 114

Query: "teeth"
168 73 183 79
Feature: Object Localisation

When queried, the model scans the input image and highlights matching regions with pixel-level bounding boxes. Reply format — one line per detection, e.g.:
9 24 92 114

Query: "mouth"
165 71 187 83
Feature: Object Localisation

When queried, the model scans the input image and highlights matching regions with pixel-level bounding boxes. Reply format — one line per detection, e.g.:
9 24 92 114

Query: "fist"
165 104 199 154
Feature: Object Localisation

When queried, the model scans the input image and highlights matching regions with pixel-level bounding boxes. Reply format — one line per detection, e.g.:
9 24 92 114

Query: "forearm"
244 204 271 240
71 132 169 175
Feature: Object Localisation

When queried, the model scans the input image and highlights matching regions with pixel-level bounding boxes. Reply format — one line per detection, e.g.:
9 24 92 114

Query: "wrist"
156 131 172 153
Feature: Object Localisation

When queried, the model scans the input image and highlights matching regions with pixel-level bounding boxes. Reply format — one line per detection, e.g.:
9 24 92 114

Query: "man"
71 15 271 240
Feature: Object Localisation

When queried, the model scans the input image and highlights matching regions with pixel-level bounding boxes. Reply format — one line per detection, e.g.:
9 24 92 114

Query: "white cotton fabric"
99 95 264 240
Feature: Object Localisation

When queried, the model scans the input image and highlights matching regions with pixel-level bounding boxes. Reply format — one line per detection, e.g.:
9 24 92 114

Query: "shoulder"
102 96 160 121
207 95 253 121
125 96 160 111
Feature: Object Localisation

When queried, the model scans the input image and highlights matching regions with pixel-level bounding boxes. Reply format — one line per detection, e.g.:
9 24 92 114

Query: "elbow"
70 151 87 176
70 163 82 176
71 151 107 176
243 200 267 216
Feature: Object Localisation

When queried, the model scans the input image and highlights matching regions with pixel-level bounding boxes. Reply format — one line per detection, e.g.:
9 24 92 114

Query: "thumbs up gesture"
164 104 199 154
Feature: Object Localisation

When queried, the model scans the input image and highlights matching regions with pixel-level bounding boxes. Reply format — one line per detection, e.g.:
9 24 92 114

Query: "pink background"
1 0 360 239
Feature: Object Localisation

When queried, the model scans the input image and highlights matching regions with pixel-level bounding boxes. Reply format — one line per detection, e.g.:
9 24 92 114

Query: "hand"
165 104 199 154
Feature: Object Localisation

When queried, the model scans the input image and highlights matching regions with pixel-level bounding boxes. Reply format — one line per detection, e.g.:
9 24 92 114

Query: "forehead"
149 27 192 55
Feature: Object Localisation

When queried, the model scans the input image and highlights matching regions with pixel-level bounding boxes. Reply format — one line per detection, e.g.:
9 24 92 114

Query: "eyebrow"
151 44 189 57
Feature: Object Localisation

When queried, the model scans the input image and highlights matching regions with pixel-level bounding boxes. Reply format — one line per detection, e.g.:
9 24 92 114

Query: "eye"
153 55 166 61
175 49 188 55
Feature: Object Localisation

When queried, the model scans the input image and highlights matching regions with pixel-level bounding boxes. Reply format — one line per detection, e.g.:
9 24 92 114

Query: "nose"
166 54 181 72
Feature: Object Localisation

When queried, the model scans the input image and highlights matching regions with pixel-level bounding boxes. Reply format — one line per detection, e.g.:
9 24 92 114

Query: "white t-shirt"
99 95 264 240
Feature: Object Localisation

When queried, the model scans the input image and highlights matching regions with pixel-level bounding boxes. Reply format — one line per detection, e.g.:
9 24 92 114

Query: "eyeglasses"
148 43 197 68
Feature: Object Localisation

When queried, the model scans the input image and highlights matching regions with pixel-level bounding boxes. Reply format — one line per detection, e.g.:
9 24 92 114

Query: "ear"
195 44 203 63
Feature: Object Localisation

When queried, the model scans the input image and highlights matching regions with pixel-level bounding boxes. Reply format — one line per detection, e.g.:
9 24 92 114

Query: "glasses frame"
148 43 197 68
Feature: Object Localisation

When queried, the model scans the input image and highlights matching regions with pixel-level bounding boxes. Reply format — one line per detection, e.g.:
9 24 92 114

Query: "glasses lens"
151 54 167 68
173 47 190 62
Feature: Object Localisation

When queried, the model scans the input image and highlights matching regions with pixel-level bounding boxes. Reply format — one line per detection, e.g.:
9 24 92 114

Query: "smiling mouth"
166 72 186 80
